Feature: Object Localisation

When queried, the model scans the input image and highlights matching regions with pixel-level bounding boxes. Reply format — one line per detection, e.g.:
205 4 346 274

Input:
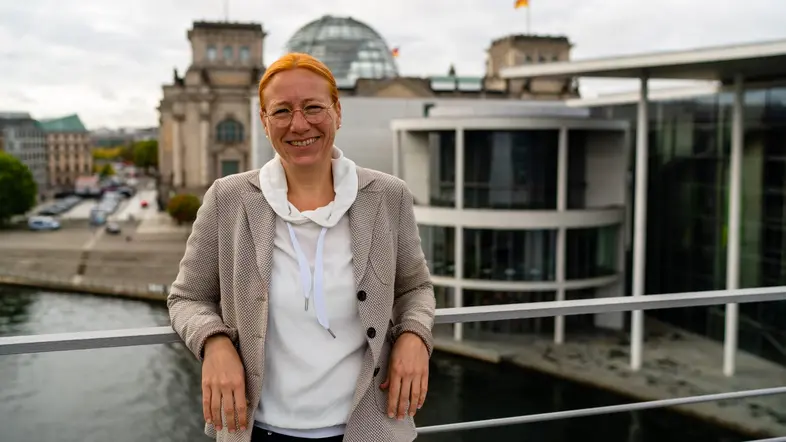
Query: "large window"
216 119 244 143
565 225 619 280
464 229 557 281
462 290 555 336
427 131 455 207
418 225 455 277
464 130 558 209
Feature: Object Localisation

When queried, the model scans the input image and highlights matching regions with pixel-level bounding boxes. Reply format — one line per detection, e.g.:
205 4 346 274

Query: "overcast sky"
0 0 783 129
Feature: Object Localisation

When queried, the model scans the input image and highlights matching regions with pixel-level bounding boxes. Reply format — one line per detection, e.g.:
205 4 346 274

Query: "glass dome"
285 15 399 87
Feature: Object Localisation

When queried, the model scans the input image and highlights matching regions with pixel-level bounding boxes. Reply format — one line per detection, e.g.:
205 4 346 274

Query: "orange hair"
257 52 339 111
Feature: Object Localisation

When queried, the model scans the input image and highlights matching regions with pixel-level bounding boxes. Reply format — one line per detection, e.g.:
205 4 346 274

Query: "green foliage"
93 146 123 160
99 163 115 177
132 140 158 169
0 152 37 224
167 193 201 224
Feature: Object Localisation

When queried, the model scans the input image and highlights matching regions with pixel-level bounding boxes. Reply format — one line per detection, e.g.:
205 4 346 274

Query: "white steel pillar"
453 128 465 342
630 75 649 371
723 74 744 377
554 127 568 344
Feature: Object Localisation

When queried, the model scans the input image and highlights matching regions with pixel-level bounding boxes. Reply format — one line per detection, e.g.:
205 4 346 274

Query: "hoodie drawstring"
286 223 335 338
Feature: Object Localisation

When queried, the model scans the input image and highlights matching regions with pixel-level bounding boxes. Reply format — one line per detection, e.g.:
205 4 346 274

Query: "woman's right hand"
202 335 248 433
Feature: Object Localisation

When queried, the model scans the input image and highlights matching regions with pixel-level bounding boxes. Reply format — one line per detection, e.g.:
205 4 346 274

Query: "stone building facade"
157 21 265 194
39 114 92 193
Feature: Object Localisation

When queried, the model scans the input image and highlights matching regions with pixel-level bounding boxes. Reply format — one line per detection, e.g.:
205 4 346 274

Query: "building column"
199 101 210 187
453 127 465 342
630 75 649 371
171 102 185 188
555 126 568 344
723 74 745 377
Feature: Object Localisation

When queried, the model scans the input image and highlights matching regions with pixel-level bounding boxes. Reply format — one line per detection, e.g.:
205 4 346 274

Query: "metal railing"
2 286 786 440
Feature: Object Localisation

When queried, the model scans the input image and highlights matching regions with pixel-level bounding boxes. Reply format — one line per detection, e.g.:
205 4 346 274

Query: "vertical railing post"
555 126 568 344
631 74 649 371
723 73 744 377
453 127 465 342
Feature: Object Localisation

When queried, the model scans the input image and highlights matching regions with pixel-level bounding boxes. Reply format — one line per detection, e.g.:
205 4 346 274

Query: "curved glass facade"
464 130 559 210
464 229 557 281
285 15 399 87
428 131 456 207
565 225 619 280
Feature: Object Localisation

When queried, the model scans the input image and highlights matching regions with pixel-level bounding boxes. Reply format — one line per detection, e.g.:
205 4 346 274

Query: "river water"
0 286 747 442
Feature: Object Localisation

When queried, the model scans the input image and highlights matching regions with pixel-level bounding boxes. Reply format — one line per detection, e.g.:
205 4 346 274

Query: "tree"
167 193 201 225
0 152 37 225
132 140 158 170
99 163 115 177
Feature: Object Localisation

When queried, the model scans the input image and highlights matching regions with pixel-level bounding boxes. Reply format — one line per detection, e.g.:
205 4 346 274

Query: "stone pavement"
434 320 786 438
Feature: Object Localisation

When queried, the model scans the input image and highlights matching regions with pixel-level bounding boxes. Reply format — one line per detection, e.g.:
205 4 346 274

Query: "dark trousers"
251 426 343 442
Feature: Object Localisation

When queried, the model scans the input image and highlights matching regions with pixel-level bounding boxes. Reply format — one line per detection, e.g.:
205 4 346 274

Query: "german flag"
391 47 400 58
515 0 529 8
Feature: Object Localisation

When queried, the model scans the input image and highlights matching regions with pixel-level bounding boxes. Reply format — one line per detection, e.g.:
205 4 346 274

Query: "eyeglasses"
264 102 335 128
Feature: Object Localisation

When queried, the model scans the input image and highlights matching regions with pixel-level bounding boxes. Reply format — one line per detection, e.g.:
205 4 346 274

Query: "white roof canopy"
500 39 786 83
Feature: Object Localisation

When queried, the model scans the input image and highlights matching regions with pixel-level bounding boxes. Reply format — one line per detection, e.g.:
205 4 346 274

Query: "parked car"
28 216 61 231
105 222 122 235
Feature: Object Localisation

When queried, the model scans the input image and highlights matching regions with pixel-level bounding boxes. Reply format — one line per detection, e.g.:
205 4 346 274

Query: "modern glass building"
391 106 629 342
501 39 786 374
284 15 399 88
584 85 786 365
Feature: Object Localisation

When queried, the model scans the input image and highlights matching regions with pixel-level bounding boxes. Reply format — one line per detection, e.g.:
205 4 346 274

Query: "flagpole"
527 3 531 34
224 0 229 21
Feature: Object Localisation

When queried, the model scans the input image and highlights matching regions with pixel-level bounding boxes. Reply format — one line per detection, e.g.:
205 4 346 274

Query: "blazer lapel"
349 169 381 289
242 174 276 292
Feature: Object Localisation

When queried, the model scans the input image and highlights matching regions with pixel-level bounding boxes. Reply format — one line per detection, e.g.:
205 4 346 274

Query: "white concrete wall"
250 96 590 172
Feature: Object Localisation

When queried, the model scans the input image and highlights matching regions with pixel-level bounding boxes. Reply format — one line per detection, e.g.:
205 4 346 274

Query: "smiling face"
261 68 342 170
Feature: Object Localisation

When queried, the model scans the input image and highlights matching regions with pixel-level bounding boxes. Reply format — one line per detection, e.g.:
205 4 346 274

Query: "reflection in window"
207 45 217 61
464 130 558 209
464 229 556 281
428 131 455 207
565 225 618 280
216 119 244 143
463 290 555 336
223 45 233 61
418 225 455 276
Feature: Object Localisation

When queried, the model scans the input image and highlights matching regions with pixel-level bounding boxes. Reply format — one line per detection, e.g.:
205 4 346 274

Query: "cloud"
0 0 783 129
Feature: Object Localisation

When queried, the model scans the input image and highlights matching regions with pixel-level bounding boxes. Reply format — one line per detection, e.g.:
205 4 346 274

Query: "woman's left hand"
380 332 429 420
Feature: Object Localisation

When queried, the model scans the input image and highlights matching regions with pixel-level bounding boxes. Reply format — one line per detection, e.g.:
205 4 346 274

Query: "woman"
167 52 436 442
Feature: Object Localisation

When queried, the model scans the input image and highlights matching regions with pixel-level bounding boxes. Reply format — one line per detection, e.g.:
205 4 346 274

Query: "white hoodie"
254 147 366 438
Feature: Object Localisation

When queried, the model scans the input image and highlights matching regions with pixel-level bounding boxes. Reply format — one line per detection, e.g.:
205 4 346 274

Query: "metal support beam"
555 127 568 344
724 74 745 377
630 75 649 371
453 128 465 342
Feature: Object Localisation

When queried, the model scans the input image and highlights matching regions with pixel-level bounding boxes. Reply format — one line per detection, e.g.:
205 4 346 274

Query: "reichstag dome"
285 15 400 87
